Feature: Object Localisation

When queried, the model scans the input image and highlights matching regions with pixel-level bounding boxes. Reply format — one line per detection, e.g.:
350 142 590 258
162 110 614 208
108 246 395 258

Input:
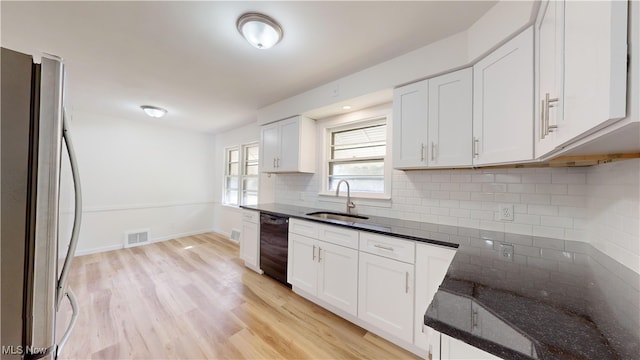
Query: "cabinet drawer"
360 232 416 264
289 218 318 238
242 210 259 224
317 224 359 250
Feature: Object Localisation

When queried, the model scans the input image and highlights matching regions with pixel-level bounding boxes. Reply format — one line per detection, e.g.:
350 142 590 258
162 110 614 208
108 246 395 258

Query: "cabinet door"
316 241 359 316
414 244 456 353
393 80 429 169
428 68 473 168
277 117 301 172
473 27 534 166
358 252 414 343
563 1 627 141
260 123 279 172
239 220 259 271
287 233 317 295
535 0 564 158
441 334 502 360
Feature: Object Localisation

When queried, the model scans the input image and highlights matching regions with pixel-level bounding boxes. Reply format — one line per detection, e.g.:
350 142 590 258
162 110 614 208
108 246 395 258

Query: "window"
224 143 259 206
325 118 389 197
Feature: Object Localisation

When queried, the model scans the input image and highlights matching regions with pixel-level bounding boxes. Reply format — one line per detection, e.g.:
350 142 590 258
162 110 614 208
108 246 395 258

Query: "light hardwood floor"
59 232 420 359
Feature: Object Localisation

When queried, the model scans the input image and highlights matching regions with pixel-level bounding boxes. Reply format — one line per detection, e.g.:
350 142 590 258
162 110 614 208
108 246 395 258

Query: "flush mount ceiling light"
140 105 168 118
342 105 352 110
236 12 283 49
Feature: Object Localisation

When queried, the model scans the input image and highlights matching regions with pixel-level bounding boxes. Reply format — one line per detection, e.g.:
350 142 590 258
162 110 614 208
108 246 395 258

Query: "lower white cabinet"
239 210 260 273
288 223 359 316
414 243 457 355
440 333 502 360
358 251 415 343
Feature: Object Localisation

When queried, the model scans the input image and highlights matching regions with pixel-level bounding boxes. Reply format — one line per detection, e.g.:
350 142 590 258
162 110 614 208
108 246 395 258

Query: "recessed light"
237 13 283 50
342 105 352 110
141 105 167 118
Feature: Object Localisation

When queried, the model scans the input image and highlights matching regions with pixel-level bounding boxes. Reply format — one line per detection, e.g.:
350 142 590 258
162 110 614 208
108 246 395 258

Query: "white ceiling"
1 1 497 133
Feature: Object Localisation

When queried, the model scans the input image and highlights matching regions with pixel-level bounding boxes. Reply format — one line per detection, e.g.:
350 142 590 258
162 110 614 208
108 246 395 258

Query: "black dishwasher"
259 213 289 286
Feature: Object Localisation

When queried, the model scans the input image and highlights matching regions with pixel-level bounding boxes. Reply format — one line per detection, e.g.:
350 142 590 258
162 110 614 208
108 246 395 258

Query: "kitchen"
1 1 639 359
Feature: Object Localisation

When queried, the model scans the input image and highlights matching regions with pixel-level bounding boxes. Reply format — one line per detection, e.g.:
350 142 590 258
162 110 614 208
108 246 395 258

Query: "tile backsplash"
274 159 639 274
275 166 588 240
587 159 640 274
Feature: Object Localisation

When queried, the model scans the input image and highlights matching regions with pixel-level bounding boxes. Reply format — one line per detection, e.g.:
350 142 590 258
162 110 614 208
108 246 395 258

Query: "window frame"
320 112 392 200
222 142 259 207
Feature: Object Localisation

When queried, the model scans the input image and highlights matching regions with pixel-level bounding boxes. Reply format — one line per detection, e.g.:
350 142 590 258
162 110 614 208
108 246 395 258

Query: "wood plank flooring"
58 233 419 359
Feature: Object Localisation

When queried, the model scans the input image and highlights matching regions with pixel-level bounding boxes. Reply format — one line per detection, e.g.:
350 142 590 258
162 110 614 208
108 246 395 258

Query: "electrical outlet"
499 204 514 221
500 243 514 261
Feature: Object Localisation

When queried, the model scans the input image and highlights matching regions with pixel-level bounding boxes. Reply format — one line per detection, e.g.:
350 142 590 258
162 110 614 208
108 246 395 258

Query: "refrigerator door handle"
56 287 79 356
56 108 83 307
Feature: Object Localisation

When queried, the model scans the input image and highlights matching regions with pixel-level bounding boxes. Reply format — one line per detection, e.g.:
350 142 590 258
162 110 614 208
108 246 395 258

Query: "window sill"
318 193 392 208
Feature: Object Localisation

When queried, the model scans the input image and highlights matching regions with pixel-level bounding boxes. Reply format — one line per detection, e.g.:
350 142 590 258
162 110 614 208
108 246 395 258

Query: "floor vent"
230 229 241 242
124 229 150 248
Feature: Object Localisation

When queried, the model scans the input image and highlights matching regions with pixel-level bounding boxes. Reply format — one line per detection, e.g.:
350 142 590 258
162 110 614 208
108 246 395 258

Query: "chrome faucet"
335 180 356 214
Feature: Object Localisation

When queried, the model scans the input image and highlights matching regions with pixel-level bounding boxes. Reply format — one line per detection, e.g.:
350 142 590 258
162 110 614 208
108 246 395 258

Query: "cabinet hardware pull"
405 272 409 293
374 244 394 251
312 245 316 261
473 137 479 158
431 142 436 161
318 247 322 262
540 99 547 139
273 158 277 168
546 93 559 133
420 143 425 161
472 308 479 329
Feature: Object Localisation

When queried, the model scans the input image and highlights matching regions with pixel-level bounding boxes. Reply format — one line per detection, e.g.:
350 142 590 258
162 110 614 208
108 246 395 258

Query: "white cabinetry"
428 68 473 168
239 210 261 273
414 243 456 355
440 334 502 360
393 80 428 168
535 0 628 158
260 115 315 173
473 27 534 166
358 234 416 343
393 69 472 169
535 0 565 157
288 219 359 316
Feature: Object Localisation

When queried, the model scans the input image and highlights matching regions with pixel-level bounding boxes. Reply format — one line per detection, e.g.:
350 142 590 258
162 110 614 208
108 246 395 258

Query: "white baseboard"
74 228 215 256
74 244 123 256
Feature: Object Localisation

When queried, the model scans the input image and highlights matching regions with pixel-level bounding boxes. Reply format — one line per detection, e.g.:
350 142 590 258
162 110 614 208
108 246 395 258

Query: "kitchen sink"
306 211 369 222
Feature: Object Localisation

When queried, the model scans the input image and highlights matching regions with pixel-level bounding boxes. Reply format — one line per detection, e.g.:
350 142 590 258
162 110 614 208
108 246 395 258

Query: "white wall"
211 122 274 239
66 110 216 255
257 0 536 124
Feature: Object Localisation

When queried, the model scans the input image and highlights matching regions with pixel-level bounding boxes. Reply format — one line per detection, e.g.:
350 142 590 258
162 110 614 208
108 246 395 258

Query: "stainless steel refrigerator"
1 47 82 359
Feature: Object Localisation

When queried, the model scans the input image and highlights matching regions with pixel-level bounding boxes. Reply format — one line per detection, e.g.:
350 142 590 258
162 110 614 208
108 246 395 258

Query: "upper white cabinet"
260 115 316 173
414 243 456 355
428 69 473 168
393 69 473 169
393 80 429 168
473 27 534 166
535 0 565 157
535 0 628 158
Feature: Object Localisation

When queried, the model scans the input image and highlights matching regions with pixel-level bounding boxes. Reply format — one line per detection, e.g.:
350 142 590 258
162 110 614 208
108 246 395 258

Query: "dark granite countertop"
241 203 640 359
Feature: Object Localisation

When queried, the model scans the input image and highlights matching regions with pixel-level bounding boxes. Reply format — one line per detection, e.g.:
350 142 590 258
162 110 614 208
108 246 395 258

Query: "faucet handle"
348 201 356 209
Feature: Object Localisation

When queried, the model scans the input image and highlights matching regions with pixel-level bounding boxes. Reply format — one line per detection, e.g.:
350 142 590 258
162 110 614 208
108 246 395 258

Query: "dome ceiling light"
140 105 168 118
236 12 283 50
